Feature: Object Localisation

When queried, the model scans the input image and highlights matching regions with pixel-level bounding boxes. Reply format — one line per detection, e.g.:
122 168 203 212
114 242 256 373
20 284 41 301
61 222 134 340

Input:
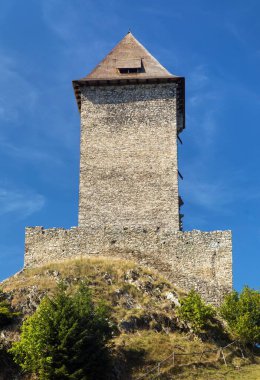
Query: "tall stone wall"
79 83 180 231
25 226 232 305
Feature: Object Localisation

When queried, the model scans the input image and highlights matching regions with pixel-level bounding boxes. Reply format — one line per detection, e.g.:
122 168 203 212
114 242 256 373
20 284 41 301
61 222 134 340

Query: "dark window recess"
119 67 143 74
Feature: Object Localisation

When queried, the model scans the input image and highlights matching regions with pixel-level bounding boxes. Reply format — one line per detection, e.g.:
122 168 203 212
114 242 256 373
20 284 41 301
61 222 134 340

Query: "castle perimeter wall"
25 227 232 305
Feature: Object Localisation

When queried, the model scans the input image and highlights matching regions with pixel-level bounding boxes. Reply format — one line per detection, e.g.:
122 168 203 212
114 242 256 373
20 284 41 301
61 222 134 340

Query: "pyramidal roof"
73 32 184 112
81 32 176 80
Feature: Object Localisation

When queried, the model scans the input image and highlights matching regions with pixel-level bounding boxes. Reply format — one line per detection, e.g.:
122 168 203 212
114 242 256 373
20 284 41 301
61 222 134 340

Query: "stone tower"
25 33 232 305
73 32 184 232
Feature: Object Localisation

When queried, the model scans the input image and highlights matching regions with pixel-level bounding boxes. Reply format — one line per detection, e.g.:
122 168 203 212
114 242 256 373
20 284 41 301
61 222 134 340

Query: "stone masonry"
79 83 180 231
25 227 232 305
24 32 232 304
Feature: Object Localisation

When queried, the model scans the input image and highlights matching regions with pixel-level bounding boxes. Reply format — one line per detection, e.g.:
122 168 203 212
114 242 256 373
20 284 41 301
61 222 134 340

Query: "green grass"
1 256 259 380
166 363 260 380
223 364 260 380
2 257 182 328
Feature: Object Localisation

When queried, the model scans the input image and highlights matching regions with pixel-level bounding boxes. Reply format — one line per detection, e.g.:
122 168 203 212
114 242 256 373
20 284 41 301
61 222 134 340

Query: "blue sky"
0 0 259 290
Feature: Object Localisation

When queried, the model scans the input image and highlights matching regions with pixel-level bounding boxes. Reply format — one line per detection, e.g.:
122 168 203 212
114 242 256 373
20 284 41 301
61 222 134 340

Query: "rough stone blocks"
25 226 232 305
79 83 180 231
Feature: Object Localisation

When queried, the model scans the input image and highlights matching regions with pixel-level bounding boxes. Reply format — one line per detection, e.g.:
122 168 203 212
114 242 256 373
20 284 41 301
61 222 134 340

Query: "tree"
10 282 113 380
220 286 260 346
177 289 215 333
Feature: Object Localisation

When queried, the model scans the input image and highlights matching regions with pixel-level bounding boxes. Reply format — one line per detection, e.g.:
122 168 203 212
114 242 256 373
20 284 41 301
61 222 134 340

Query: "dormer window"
119 67 142 74
116 58 144 74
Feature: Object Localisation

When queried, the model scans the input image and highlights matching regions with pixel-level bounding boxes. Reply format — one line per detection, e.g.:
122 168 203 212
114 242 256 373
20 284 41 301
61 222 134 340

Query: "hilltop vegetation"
0 257 259 379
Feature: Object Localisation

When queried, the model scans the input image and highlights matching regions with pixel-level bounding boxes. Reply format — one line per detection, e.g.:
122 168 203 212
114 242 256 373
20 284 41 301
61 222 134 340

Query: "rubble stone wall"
79 83 180 231
25 226 232 305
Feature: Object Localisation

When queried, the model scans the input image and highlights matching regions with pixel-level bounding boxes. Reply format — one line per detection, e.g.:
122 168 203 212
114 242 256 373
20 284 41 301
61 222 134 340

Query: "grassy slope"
172 364 260 380
1 256 260 379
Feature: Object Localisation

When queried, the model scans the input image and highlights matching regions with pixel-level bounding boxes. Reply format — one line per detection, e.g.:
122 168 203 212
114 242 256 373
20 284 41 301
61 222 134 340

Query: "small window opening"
119 67 143 74
116 58 145 74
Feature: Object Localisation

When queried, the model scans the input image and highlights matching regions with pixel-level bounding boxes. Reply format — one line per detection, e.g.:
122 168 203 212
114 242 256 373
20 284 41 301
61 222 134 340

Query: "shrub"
10 282 114 380
0 289 18 327
177 289 215 333
220 286 260 345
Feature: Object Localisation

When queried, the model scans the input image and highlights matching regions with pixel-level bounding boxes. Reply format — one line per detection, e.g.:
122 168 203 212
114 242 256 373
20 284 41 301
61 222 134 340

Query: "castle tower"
73 32 185 231
25 32 232 305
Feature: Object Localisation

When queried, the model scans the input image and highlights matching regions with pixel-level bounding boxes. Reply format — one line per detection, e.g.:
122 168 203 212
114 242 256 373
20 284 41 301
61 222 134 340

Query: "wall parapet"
25 226 232 305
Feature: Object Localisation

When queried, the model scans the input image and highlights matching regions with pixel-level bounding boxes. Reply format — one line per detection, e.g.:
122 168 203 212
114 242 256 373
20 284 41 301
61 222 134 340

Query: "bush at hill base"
220 286 260 346
177 289 215 333
9 281 114 380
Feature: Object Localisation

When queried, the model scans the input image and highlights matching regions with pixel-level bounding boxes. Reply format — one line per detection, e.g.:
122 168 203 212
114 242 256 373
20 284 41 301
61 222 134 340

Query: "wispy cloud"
0 51 38 123
182 178 232 212
0 138 63 165
41 0 81 42
181 64 241 216
225 22 246 45
40 0 117 71
189 64 210 90
186 65 222 152
0 53 78 150
0 187 45 218
181 164 260 216
40 0 117 43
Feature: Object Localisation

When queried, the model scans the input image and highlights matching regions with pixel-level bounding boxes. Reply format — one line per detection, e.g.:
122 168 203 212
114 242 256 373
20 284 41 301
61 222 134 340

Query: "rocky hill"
0 257 259 379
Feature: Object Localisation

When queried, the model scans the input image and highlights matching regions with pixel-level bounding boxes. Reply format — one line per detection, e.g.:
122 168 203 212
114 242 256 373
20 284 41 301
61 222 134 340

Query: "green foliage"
10 281 114 380
220 286 260 345
177 289 215 333
0 289 18 328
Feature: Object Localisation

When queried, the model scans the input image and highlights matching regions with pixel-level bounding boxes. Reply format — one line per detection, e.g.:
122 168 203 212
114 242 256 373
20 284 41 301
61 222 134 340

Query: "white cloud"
181 165 260 215
40 0 116 43
185 64 226 154
0 52 38 123
225 22 246 45
39 0 117 70
0 139 63 165
189 64 210 90
182 178 232 212
0 187 45 218
41 0 80 42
